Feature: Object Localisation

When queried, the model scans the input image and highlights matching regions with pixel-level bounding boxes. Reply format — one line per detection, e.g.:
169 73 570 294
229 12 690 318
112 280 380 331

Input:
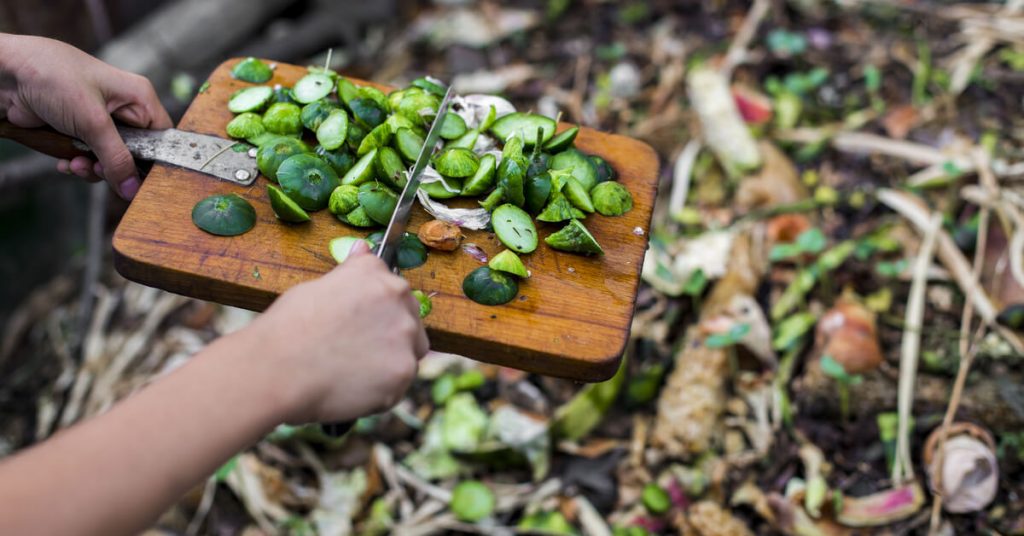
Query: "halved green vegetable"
357 182 398 226
396 91 440 127
394 127 425 163
543 126 579 152
277 154 340 211
490 112 556 146
341 148 378 186
338 205 375 227
591 181 633 216
463 267 518 306
412 290 432 318
272 85 296 104
329 236 372 264
346 121 368 152
421 177 462 199
192 194 256 236
292 72 334 104
385 113 417 135
336 77 360 106
328 184 360 216
231 57 273 83
357 122 393 157
358 86 391 113
447 128 480 151
349 97 387 128
479 105 498 132
262 102 302 135
226 112 265 141
590 154 617 183
412 77 447 97
497 155 528 208
563 177 595 213
257 137 310 182
536 190 585 222
549 148 599 192
545 219 603 255
491 204 538 254
301 100 337 131
433 148 480 178
317 146 356 176
316 109 349 151
460 154 497 196
489 250 529 278
367 231 428 269
375 146 406 188
228 86 273 113
479 187 504 212
438 112 468 140
267 184 310 223
451 481 496 522
524 172 553 215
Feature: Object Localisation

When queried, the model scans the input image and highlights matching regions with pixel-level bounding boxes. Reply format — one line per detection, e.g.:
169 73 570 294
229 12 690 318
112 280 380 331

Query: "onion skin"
923 422 999 514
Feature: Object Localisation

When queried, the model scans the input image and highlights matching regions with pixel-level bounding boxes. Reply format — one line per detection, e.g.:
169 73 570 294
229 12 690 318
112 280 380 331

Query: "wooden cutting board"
112 59 660 382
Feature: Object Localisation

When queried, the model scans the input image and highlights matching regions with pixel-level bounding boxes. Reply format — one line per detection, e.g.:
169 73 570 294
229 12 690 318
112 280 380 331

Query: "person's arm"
0 242 430 536
0 33 172 199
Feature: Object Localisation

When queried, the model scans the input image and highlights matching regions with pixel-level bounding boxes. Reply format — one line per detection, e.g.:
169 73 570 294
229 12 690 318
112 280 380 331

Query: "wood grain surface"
112 59 660 381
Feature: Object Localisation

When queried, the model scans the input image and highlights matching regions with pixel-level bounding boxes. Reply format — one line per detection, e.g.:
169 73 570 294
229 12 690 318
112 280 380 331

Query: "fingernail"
119 177 140 200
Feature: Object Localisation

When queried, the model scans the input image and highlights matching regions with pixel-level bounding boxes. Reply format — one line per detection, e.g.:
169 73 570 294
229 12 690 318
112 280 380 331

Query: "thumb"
348 239 372 257
78 107 139 200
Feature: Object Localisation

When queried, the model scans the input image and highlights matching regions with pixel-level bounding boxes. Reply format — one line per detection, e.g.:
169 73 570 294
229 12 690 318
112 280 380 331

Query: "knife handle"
0 119 91 160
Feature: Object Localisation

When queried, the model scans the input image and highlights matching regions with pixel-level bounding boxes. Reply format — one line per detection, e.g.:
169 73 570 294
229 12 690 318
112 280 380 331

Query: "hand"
240 241 429 424
0 34 172 199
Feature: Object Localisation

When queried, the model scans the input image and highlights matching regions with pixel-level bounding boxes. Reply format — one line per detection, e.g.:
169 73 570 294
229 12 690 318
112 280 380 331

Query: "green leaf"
876 259 909 278
864 65 881 93
682 268 709 296
796 227 827 254
769 243 803 262
819 355 850 382
773 312 817 351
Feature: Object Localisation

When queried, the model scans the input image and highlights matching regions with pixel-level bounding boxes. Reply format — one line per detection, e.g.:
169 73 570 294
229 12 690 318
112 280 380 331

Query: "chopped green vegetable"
489 249 529 278
543 126 579 153
525 172 553 215
328 184 360 216
300 99 337 131
341 148 378 186
421 177 462 199
448 128 480 150
433 147 480 178
192 194 256 236
262 102 303 135
267 184 310 223
438 112 468 140
563 176 595 213
549 148 599 192
479 187 505 212
228 86 273 113
225 112 265 141
315 109 348 150
463 266 519 305
641 483 671 514
277 154 340 211
490 112 557 146
349 97 388 128
375 146 406 188
367 231 428 269
394 127 425 163
590 154 617 183
413 290 432 318
460 154 497 196
292 72 334 104
545 219 603 255
591 182 633 216
357 182 398 226
536 190 585 222
450 481 496 523
357 122 393 157
329 236 372 264
256 137 310 182
316 145 355 176
492 204 538 254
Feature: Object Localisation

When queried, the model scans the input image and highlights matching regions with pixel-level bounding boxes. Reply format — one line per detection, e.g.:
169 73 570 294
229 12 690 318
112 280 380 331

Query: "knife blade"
375 86 455 271
0 120 258 185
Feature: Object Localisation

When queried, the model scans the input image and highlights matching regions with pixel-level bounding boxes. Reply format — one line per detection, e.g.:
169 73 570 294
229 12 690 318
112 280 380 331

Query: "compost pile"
3 1 1024 534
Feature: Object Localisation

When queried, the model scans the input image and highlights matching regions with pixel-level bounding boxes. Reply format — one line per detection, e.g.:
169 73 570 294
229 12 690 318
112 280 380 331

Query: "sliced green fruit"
479 187 504 212
411 77 447 97
228 86 273 113
451 480 496 522
447 128 479 150
272 86 296 104
396 91 441 127
329 236 372 264
489 250 529 278
341 148 378 186
641 484 671 515
394 127 425 163
246 132 279 147
536 190 585 222
226 112 265 141
336 77 360 106
357 122 393 157
549 148 599 192
543 126 579 152
490 112 556 146
563 176 595 213
317 146 355 176
385 113 417 135
591 181 633 216
277 154 340 211
357 182 398 226
463 267 518 306
438 112 468 140
460 154 497 196
300 99 337 131
192 194 256 236
412 290 432 318
545 219 603 255
316 109 349 151
231 57 273 83
329 184 360 216
527 150 549 180
292 72 334 104
491 204 538 254
433 147 480 178
358 86 391 113
256 137 310 182
349 97 387 128
375 146 406 188
591 154 617 183
262 102 302 135
524 172 553 215
497 155 528 208
346 121 368 152
337 205 375 227
421 177 462 199
366 231 428 269
479 105 498 131
267 184 310 223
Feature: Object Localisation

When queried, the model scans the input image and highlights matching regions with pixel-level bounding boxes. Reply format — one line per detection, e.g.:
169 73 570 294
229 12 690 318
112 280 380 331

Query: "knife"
375 85 454 271
0 120 259 185
321 85 454 438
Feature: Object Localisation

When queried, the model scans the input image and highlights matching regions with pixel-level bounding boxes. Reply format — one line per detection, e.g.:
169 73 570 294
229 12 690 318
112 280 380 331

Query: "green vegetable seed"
231 57 273 83
492 204 538 254
545 219 604 255
592 182 633 216
192 194 256 236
